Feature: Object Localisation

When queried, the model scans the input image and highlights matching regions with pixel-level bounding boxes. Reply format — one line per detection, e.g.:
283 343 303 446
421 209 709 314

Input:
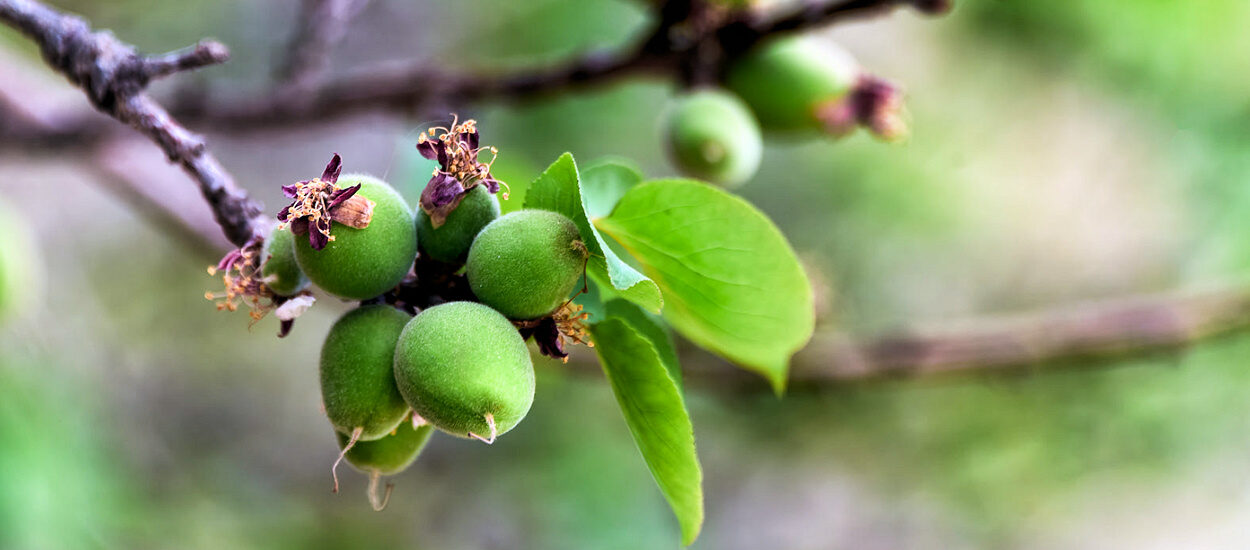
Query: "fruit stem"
332 426 363 493
468 412 497 444
367 471 394 512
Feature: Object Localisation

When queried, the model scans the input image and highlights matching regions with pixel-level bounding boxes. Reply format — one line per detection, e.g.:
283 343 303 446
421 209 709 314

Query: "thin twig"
0 0 265 247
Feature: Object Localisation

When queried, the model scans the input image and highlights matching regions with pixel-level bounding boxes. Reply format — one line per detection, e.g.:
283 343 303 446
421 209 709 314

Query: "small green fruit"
416 185 501 263
466 210 586 320
392 302 534 442
261 225 308 296
295 175 417 300
335 419 435 476
321 305 412 441
665 89 763 187
333 416 435 510
726 36 859 132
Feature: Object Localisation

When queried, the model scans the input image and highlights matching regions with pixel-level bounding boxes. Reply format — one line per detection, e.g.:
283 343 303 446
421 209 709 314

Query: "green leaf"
589 317 703 546
595 179 814 392
582 159 644 219
605 299 682 392
524 153 663 313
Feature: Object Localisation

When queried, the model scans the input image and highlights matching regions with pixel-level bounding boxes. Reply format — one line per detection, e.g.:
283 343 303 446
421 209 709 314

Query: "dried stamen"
279 154 376 250
416 116 508 226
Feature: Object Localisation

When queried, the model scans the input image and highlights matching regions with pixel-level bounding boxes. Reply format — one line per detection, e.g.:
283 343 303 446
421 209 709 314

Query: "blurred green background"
4 0 1250 548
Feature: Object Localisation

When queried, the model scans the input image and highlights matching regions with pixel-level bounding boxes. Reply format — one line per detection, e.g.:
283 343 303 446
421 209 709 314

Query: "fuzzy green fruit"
466 210 586 320
726 35 859 132
261 225 309 296
294 175 417 300
336 418 435 476
416 185 501 263
321 305 413 441
392 302 534 441
665 89 763 187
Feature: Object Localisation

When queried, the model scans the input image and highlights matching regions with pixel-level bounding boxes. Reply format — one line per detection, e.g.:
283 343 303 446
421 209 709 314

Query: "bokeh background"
4 0 1250 548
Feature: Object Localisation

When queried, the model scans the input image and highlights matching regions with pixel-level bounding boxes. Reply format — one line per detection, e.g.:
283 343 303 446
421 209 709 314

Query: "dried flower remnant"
205 234 315 337
417 117 507 227
278 154 376 250
816 75 908 141
517 302 592 362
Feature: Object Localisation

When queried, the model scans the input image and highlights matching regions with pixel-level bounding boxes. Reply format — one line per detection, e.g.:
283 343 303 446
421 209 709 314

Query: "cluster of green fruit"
236 126 590 506
664 35 900 187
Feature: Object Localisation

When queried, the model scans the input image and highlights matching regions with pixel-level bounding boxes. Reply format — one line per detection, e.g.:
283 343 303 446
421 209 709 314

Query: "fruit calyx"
416 116 507 228
278 153 376 250
515 301 593 362
816 75 907 141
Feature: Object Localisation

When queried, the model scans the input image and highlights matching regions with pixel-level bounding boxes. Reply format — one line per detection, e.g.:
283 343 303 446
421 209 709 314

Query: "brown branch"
651 286 1250 392
0 0 265 247
740 0 949 41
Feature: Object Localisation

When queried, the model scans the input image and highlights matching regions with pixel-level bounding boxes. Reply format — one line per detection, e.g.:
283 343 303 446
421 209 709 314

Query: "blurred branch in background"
790 286 1250 387
567 285 1250 392
275 0 372 99
89 140 233 259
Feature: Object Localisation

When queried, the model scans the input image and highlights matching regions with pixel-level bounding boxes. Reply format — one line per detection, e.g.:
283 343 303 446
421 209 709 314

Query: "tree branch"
0 0 264 247
658 286 1250 392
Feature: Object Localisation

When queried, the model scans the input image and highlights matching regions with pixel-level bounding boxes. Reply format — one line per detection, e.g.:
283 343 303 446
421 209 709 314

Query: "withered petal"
281 183 301 199
216 249 243 272
460 130 479 151
309 227 329 250
327 183 361 209
419 173 467 228
321 154 343 183
416 139 441 161
532 317 567 360
276 204 292 222
290 217 310 235
481 177 501 194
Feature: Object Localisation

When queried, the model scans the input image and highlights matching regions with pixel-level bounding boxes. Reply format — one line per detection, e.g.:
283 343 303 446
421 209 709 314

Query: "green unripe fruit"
294 175 417 300
321 305 413 441
335 419 435 476
466 210 586 320
392 302 534 441
261 225 308 296
665 89 763 187
416 185 501 263
726 36 859 132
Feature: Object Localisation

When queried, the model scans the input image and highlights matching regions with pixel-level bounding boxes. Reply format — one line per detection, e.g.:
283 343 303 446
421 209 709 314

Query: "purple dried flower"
279 154 375 250
416 117 507 227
